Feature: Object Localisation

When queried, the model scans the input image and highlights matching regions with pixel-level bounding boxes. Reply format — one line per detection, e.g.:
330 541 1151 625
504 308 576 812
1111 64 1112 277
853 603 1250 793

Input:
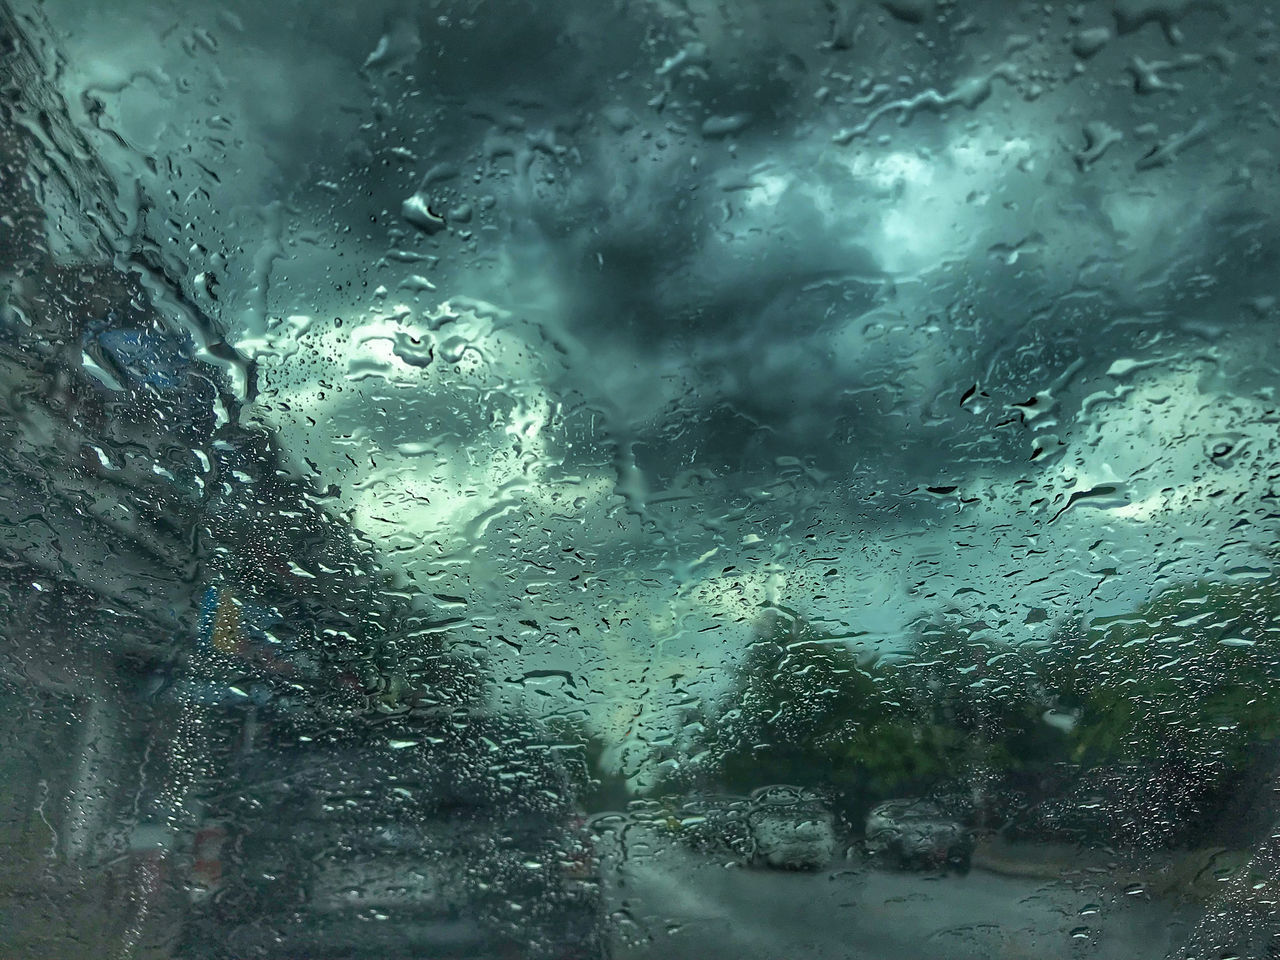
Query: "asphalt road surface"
602 827 1200 960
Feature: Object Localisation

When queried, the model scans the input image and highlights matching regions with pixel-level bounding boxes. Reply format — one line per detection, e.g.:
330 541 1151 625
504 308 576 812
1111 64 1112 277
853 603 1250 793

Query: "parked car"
865 798 973 872
746 785 840 870
670 794 756 861
668 786 838 870
176 712 609 960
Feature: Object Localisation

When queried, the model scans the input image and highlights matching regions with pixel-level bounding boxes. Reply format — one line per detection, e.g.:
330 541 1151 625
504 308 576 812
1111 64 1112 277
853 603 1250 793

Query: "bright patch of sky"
25 0 1280 785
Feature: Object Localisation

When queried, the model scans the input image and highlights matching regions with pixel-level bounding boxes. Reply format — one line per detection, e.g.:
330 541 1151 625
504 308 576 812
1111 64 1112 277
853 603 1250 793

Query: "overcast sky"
26 0 1280 783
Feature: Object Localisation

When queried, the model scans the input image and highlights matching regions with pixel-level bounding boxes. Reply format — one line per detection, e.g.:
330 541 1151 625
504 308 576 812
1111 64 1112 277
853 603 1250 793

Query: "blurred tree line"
655 566 1280 846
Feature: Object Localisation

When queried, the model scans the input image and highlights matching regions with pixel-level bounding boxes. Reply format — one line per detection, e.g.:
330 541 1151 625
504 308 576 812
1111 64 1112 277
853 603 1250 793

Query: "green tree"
702 610 983 821
687 566 1280 837
542 713 634 812
1038 573 1280 772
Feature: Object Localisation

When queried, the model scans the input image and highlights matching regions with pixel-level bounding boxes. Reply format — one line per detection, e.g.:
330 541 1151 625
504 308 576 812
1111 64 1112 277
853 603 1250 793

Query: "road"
601 827 1199 960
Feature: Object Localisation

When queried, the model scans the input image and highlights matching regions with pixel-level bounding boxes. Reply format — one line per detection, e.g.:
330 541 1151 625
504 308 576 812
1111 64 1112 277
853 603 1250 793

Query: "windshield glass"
2 1 1279 958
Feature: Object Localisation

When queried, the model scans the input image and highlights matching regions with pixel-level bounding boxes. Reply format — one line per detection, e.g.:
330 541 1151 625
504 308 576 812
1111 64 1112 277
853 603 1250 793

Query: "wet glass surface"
1 0 1279 957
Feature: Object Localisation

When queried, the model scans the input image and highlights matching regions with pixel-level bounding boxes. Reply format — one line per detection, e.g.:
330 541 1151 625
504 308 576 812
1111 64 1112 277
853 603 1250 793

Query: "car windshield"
2 1 1279 958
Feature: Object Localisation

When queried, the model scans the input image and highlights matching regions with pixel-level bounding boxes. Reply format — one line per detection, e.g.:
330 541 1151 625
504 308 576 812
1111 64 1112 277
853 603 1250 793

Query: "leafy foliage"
1040 572 1280 770
694 569 1280 832
695 611 995 821
542 713 634 812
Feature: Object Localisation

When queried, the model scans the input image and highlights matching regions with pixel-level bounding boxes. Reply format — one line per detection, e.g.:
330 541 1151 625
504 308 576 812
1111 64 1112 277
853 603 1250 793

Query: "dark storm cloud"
260 0 1274 485
19 0 1280 768
28 0 1280 515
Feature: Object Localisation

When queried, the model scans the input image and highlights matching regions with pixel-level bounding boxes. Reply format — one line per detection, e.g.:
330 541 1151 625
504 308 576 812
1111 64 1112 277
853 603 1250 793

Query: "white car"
746 785 839 870
865 799 973 871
